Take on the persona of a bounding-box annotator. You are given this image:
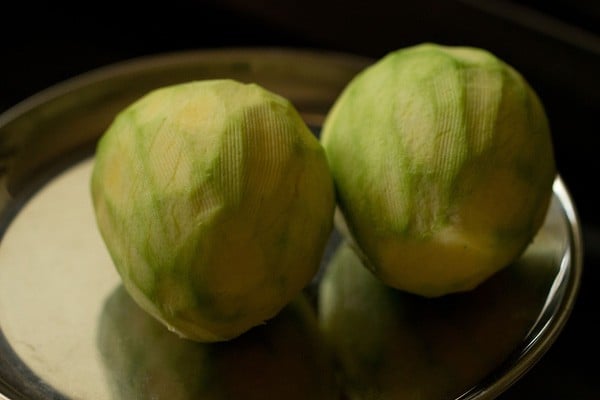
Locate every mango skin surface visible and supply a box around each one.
[321,43,556,297]
[91,79,334,342]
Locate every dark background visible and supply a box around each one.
[1,1,598,398]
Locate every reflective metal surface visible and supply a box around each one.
[0,49,583,399]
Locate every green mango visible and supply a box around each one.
[91,80,335,341]
[321,43,555,296]
[98,286,339,400]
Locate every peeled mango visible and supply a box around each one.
[91,79,334,342]
[321,43,556,297]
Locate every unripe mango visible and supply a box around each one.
[91,80,334,342]
[321,43,555,297]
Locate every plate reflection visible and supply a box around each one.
[319,240,559,399]
[97,286,338,400]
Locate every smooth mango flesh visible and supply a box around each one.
[321,43,555,297]
[91,79,334,341]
